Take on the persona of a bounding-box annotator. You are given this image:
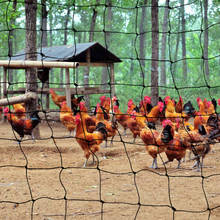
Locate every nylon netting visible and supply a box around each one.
[0,0,220,219]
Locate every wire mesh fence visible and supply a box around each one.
[0,0,220,219]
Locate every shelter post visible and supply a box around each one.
[3,67,7,99]
[65,68,71,108]
[110,63,115,97]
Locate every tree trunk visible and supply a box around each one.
[60,7,70,88]
[101,0,112,91]
[160,0,169,96]
[151,0,159,106]
[48,6,54,84]
[173,10,181,76]
[139,0,148,78]
[41,0,48,47]
[83,0,100,109]
[203,0,209,80]
[41,0,49,110]
[8,0,17,89]
[25,0,40,138]
[181,0,187,80]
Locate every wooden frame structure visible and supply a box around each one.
[0,42,121,109]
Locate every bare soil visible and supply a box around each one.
[0,121,220,220]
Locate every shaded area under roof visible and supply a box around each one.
[11,42,122,63]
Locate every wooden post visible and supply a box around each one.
[84,49,91,110]
[110,63,115,97]
[65,68,71,108]
[3,67,7,99]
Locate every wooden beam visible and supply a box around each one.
[6,87,110,95]
[65,68,71,107]
[79,62,110,67]
[0,60,79,69]
[0,92,37,106]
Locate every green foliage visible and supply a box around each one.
[0,0,219,112]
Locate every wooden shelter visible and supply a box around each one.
[0,42,121,108]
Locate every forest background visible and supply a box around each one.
[0,0,219,112]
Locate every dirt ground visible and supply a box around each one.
[0,121,220,220]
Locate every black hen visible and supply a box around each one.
[161,125,173,144]
[95,122,107,140]
[211,98,217,111]
[183,101,195,116]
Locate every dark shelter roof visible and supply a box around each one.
[11,42,121,63]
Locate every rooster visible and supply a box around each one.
[49,88,83,114]
[175,96,183,113]
[112,96,130,135]
[79,102,97,133]
[99,96,111,120]
[126,99,137,115]
[13,103,26,119]
[4,107,41,141]
[206,114,220,142]
[95,103,117,147]
[159,119,188,169]
[165,96,187,122]
[176,118,212,171]
[60,101,76,136]
[146,101,164,125]
[74,114,107,167]
[49,89,66,108]
[113,104,138,141]
[139,96,153,115]
[141,120,174,169]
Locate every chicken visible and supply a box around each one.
[95,103,117,147]
[99,96,111,120]
[142,119,173,169]
[0,106,3,120]
[60,101,76,136]
[176,118,211,171]
[175,96,183,113]
[140,125,159,146]
[79,102,97,133]
[206,100,216,115]
[74,114,107,167]
[182,101,195,118]
[50,89,66,108]
[49,88,83,113]
[206,114,220,142]
[146,101,164,125]
[112,96,130,135]
[71,95,84,115]
[113,102,144,143]
[13,103,26,119]
[159,120,188,169]
[126,99,137,115]
[194,97,210,128]
[4,107,41,141]
[165,97,187,122]
[126,113,143,143]
[139,96,153,115]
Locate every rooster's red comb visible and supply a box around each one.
[162,119,172,128]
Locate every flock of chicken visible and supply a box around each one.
[3,88,220,171]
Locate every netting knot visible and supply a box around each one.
[171,206,176,212]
